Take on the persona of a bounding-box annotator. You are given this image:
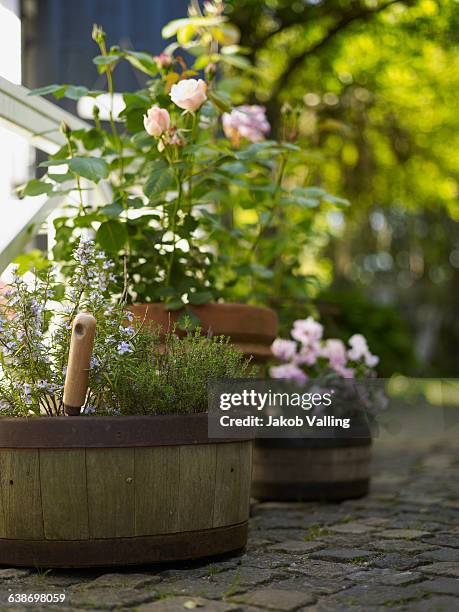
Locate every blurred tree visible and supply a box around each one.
[226,0,459,375]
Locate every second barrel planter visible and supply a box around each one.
[252,435,372,502]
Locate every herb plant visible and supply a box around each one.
[0,239,140,416]
[0,238,252,417]
[111,328,254,415]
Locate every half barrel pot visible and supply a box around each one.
[130,303,278,363]
[252,429,372,502]
[0,413,252,568]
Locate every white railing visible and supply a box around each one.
[0,75,111,273]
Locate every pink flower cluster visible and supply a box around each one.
[270,317,379,382]
[222,105,270,145]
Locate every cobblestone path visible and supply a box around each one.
[1,434,458,611]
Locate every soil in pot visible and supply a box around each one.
[0,414,252,568]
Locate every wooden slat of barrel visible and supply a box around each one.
[238,441,253,523]
[178,445,217,532]
[214,442,242,528]
[86,448,135,538]
[0,449,43,540]
[134,446,180,536]
[40,449,89,540]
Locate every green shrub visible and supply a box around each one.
[110,327,254,415]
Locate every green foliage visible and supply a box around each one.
[226,0,459,374]
[111,328,254,415]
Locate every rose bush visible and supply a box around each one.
[21,0,348,326]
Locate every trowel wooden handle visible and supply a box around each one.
[63,313,96,416]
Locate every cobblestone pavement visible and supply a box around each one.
[1,434,458,612]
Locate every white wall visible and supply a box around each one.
[0,0,37,277]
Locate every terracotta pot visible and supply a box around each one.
[0,414,252,568]
[130,302,278,362]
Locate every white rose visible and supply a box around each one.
[170,78,207,112]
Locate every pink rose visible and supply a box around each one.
[271,338,297,361]
[222,105,270,145]
[144,105,170,137]
[170,78,207,112]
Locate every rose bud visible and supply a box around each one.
[143,105,171,137]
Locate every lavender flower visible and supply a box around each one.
[117,341,132,355]
[0,238,140,417]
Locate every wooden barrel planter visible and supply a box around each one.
[130,303,278,363]
[252,435,372,502]
[0,414,252,568]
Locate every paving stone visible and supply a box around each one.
[358,517,391,526]
[328,521,378,535]
[137,596,241,611]
[380,528,431,539]
[370,553,426,571]
[285,559,360,581]
[369,539,436,554]
[270,541,325,554]
[68,587,156,609]
[407,595,459,611]
[421,534,459,548]
[158,566,224,581]
[418,561,459,578]
[317,534,376,548]
[418,577,459,596]
[329,583,426,606]
[263,530,317,544]
[81,573,161,589]
[416,548,459,563]
[155,567,284,599]
[350,568,423,586]
[309,548,374,563]
[240,553,295,570]
[234,587,316,610]
[270,575,351,597]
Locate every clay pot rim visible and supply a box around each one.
[131,302,276,313]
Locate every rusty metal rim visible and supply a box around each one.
[0,413,252,448]
[252,480,370,502]
[0,522,248,568]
